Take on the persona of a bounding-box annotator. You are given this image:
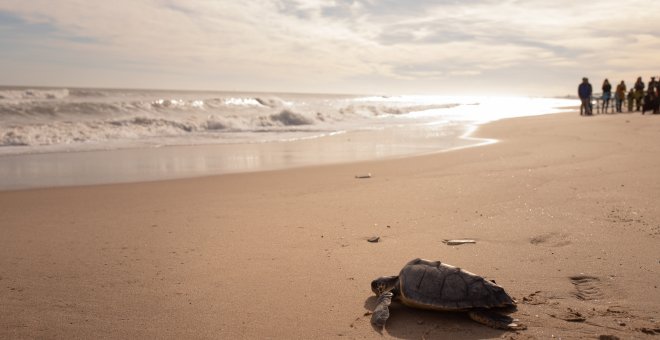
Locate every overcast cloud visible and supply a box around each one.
[1,0,658,95]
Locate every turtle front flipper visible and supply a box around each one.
[371,291,393,327]
[468,309,527,330]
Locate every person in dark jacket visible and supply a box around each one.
[655,78,660,114]
[615,80,626,113]
[578,77,593,115]
[643,77,659,114]
[648,77,657,93]
[601,79,612,113]
[634,77,645,111]
[627,88,635,112]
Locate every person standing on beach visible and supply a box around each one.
[627,88,635,112]
[601,79,612,113]
[648,77,657,94]
[634,77,645,111]
[655,78,660,114]
[642,89,654,114]
[578,77,593,115]
[615,80,626,113]
[649,78,658,111]
[643,77,659,114]
[655,82,660,114]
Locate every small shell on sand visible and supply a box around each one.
[355,173,372,179]
[367,236,380,243]
[442,239,476,245]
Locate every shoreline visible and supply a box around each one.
[0,119,494,191]
[1,110,658,339]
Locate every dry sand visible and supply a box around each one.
[1,110,659,339]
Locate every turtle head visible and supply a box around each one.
[371,276,398,296]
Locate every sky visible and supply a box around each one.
[0,0,659,96]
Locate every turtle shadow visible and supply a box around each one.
[364,296,509,339]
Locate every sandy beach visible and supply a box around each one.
[1,110,659,339]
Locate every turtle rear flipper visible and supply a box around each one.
[468,309,527,330]
[371,292,393,327]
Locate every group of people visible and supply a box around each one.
[578,76,660,115]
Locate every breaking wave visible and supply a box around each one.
[0,112,329,147]
[0,86,576,153]
[268,110,314,126]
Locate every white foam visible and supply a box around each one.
[223,97,264,107]
[0,87,579,156]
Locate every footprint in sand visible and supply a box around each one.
[529,232,571,247]
[550,307,587,322]
[522,290,553,305]
[569,275,604,301]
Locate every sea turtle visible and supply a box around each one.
[370,258,526,330]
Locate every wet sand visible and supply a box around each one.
[1,110,659,339]
[0,122,479,191]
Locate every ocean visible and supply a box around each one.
[0,86,577,189]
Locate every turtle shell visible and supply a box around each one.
[397,258,516,311]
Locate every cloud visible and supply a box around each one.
[0,0,659,95]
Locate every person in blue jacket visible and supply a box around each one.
[578,77,593,115]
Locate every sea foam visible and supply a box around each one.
[0,87,577,155]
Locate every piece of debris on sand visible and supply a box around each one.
[442,239,476,245]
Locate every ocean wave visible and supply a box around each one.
[0,94,463,149]
[1,117,196,147]
[0,110,324,147]
[205,117,232,130]
[0,96,291,119]
[2,89,572,155]
[255,97,287,108]
[0,88,70,101]
[68,88,109,97]
[0,101,129,118]
[338,103,459,116]
[268,109,314,126]
[222,97,264,107]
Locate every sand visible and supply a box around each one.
[1,110,659,339]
